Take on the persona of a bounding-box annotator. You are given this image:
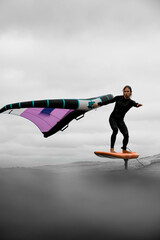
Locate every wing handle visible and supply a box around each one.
[61,125,69,131]
[75,114,84,120]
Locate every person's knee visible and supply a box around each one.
[113,128,118,135]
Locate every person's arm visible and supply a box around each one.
[92,96,118,108]
[132,100,143,108]
[137,103,143,107]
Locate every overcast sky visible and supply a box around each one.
[0,0,160,167]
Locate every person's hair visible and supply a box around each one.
[123,85,132,93]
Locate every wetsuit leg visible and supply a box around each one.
[118,121,129,150]
[109,115,118,149]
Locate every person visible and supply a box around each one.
[93,86,142,153]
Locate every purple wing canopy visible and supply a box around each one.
[0,94,113,137]
[21,108,75,137]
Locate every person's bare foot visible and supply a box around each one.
[122,150,132,154]
[110,148,116,153]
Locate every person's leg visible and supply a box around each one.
[109,116,118,152]
[118,121,129,151]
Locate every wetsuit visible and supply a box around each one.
[99,95,139,150]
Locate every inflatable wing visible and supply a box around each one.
[0,94,113,138]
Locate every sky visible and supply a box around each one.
[0,0,160,167]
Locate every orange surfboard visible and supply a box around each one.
[94,151,139,159]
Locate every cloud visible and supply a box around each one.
[0,0,160,38]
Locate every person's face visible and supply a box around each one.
[123,87,132,99]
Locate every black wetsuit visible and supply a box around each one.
[99,95,139,150]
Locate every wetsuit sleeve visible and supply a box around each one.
[131,100,139,107]
[98,96,119,106]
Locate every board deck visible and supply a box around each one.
[94,151,139,159]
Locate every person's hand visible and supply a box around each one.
[92,103,98,108]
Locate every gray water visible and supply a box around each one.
[0,155,160,240]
